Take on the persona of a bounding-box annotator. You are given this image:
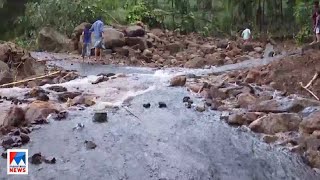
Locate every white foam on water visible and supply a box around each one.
[0,87,29,98]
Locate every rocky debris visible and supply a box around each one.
[1,152,7,159]
[125,25,145,37]
[47,85,67,92]
[2,106,26,128]
[249,113,302,135]
[125,37,148,51]
[170,75,186,86]
[29,153,56,165]
[262,134,279,144]
[0,70,13,85]
[166,42,183,54]
[50,111,68,121]
[300,111,320,135]
[25,87,47,98]
[143,103,151,108]
[304,150,320,169]
[158,102,167,108]
[227,113,246,126]
[36,93,49,101]
[93,112,108,123]
[92,76,109,85]
[184,57,206,69]
[68,95,95,107]
[183,96,191,103]
[85,140,97,150]
[195,104,206,112]
[237,93,257,108]
[25,101,60,124]
[38,27,72,52]
[103,28,126,48]
[57,92,82,102]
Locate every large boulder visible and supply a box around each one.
[125,25,145,37]
[166,42,183,54]
[38,27,72,52]
[249,113,302,134]
[25,101,60,124]
[2,106,26,128]
[103,27,126,48]
[170,75,186,86]
[0,70,13,85]
[0,61,9,72]
[237,93,257,108]
[184,57,206,68]
[300,111,320,135]
[125,37,147,51]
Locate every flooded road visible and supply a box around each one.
[1,52,319,180]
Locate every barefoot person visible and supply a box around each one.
[312,1,319,44]
[315,9,320,42]
[241,26,252,44]
[81,24,92,60]
[90,16,104,61]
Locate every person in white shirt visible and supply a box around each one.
[241,28,252,44]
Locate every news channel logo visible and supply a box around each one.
[7,149,28,175]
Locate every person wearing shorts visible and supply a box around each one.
[90,17,105,61]
[82,24,92,60]
[315,9,320,42]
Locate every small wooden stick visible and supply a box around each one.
[304,72,319,89]
[0,71,61,88]
[299,82,320,101]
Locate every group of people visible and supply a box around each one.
[81,17,105,61]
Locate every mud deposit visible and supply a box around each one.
[0,58,319,180]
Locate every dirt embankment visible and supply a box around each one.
[229,50,320,99]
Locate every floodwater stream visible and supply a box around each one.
[0,49,319,180]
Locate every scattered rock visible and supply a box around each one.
[85,140,97,150]
[26,87,46,98]
[20,133,30,144]
[254,47,264,53]
[300,111,320,135]
[158,102,167,108]
[249,113,302,134]
[92,112,108,123]
[125,25,145,37]
[25,101,60,124]
[51,111,68,121]
[195,104,206,112]
[237,93,257,108]
[57,92,82,102]
[245,70,261,83]
[183,96,191,103]
[1,152,7,159]
[36,93,49,101]
[29,153,42,165]
[262,135,279,144]
[92,76,109,85]
[43,157,56,164]
[208,86,228,100]
[304,150,320,168]
[47,85,67,92]
[143,103,151,109]
[1,136,15,149]
[2,106,26,128]
[166,42,183,54]
[69,95,95,107]
[0,70,13,85]
[125,37,147,51]
[227,114,246,125]
[170,75,186,86]
[184,57,206,68]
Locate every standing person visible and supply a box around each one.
[315,9,320,42]
[241,27,252,44]
[82,24,92,60]
[312,1,319,44]
[90,16,104,61]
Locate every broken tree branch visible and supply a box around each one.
[299,82,320,101]
[304,72,319,89]
[0,71,61,88]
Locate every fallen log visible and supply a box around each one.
[0,71,61,88]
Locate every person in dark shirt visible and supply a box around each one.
[82,24,92,60]
[312,1,319,44]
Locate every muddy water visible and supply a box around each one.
[1,53,319,180]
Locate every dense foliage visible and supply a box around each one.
[0,0,316,44]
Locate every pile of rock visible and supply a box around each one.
[0,42,47,85]
[179,72,320,169]
[39,23,267,68]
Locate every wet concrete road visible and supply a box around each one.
[1,56,320,180]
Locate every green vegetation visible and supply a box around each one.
[0,0,316,44]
